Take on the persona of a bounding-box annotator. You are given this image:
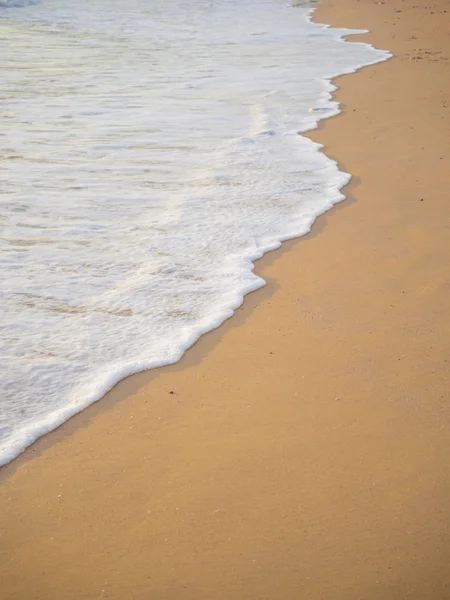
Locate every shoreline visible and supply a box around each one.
[0,5,389,474]
[0,47,388,479]
[0,173,363,484]
[1,1,450,598]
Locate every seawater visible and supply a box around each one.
[0,0,389,466]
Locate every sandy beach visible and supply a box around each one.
[1,0,449,598]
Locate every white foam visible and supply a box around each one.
[0,0,390,466]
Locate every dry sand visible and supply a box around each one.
[1,0,450,598]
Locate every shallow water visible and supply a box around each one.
[0,0,389,465]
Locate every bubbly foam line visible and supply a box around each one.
[0,166,350,467]
[0,209,322,466]
[0,1,391,468]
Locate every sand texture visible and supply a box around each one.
[1,0,449,598]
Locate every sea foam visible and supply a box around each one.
[0,0,390,466]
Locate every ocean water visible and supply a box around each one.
[0,0,389,466]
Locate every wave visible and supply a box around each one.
[0,0,390,467]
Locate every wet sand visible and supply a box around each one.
[1,0,450,598]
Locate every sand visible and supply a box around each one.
[1,0,450,598]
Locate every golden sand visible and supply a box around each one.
[1,1,449,598]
